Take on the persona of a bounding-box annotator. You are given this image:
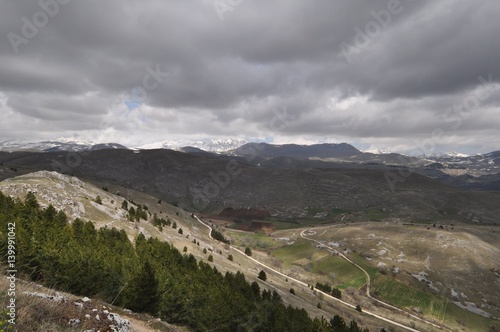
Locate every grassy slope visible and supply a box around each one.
[307,223,500,332]
[1,172,403,331]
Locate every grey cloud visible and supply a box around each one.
[0,0,499,153]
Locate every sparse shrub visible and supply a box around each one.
[95,195,102,204]
[211,229,230,244]
[331,288,342,299]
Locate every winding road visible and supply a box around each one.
[300,229,448,331]
[194,216,433,332]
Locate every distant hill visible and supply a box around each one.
[231,142,362,159]
[0,140,128,152]
[1,149,499,223]
[177,146,217,157]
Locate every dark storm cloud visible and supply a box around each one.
[0,0,499,153]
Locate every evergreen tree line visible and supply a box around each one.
[316,282,342,299]
[0,192,369,332]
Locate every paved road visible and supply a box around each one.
[194,216,426,332]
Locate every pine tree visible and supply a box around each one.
[123,261,159,315]
[330,315,347,331]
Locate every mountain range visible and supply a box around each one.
[1,139,499,331]
[0,139,127,152]
[1,144,499,223]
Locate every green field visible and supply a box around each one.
[225,230,281,249]
[347,254,380,281]
[443,299,500,331]
[352,252,497,330]
[330,208,351,215]
[373,277,499,331]
[272,241,367,289]
[306,255,366,289]
[362,207,390,221]
[272,239,319,267]
[227,218,329,231]
[373,277,447,318]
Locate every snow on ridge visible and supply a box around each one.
[137,138,248,153]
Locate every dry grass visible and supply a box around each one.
[0,277,114,332]
[303,221,500,331]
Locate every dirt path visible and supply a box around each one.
[300,228,451,332]
[126,316,158,332]
[194,216,424,332]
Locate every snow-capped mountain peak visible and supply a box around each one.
[137,138,248,153]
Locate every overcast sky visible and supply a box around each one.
[1,0,500,154]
